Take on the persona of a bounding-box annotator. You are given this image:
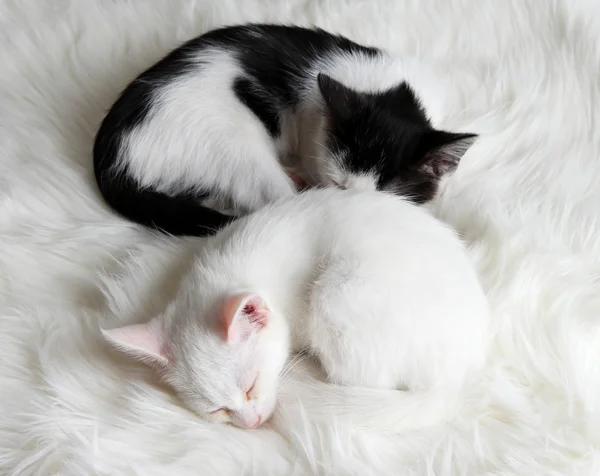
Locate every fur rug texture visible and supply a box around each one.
[2,0,600,474]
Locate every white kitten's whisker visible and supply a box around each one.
[278,354,306,383]
[279,353,307,380]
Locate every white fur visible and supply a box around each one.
[103,188,490,431]
[3,0,600,474]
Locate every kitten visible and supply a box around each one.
[102,188,490,431]
[93,23,477,236]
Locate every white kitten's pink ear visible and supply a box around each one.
[220,293,269,345]
[101,317,171,368]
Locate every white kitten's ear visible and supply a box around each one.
[101,317,170,367]
[317,73,361,122]
[419,131,478,178]
[220,293,269,345]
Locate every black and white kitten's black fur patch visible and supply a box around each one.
[93,23,476,236]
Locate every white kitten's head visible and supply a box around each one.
[102,291,289,429]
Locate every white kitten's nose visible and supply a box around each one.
[248,416,261,429]
[235,411,262,429]
[240,414,260,429]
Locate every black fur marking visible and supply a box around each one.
[204,24,381,108]
[233,78,280,137]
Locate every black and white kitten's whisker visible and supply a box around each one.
[311,139,335,158]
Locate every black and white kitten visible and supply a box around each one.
[93,23,476,236]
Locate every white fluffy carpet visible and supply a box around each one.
[2,0,600,474]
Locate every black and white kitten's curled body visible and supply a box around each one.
[94,23,476,236]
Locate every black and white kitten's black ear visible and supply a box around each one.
[317,73,362,122]
[416,130,478,178]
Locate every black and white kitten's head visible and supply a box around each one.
[313,73,476,203]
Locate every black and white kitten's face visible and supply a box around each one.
[314,73,477,203]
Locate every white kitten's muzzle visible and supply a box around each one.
[233,408,261,429]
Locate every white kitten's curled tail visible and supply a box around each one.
[285,379,467,433]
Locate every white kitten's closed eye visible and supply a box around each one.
[209,375,257,414]
[208,408,232,425]
[245,377,257,400]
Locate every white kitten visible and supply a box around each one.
[102,188,490,431]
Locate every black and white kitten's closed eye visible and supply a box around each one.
[93,23,477,237]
